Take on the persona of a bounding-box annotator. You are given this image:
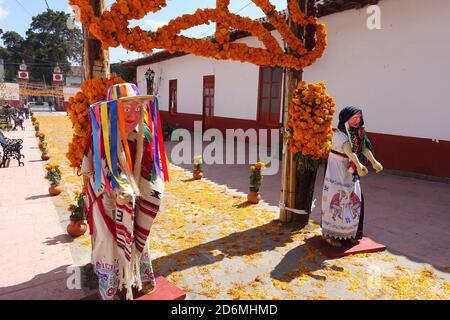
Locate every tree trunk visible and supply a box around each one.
[295,166,318,226]
[280,0,311,225]
[83,0,110,80]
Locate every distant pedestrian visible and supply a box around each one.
[24,103,29,119]
[48,100,53,112]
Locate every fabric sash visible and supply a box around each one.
[100,102,113,183]
[109,100,120,189]
[90,105,102,191]
[117,100,133,172]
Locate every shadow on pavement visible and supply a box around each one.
[153,220,321,280]
[43,234,74,246]
[25,194,52,200]
[0,265,87,300]
[270,244,343,283]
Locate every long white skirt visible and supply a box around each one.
[321,153,362,240]
[90,191,156,300]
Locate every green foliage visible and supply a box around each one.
[111,63,135,83]
[295,153,321,174]
[45,167,62,186]
[0,9,82,83]
[193,155,203,172]
[249,169,263,191]
[68,192,85,221]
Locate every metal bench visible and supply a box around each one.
[0,131,25,167]
[12,115,24,131]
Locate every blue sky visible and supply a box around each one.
[0,0,287,64]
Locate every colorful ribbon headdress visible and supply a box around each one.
[89,83,169,191]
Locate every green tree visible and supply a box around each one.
[111,62,135,82]
[0,31,25,81]
[0,9,82,83]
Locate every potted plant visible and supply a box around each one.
[39,140,50,160]
[193,155,203,180]
[34,121,40,136]
[38,132,45,142]
[247,162,266,204]
[45,163,63,196]
[67,191,88,237]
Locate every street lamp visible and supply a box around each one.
[144,68,155,95]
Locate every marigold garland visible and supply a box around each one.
[69,0,327,71]
[288,81,335,170]
[66,76,125,172]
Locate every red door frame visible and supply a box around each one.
[169,79,177,115]
[202,75,215,131]
[257,66,283,125]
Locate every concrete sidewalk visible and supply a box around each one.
[0,120,85,299]
[165,140,450,270]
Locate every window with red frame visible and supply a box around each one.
[257,66,283,125]
[169,79,177,114]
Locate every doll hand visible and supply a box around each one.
[357,165,369,177]
[116,190,132,205]
[372,161,383,173]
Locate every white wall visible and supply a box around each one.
[137,30,284,121]
[136,0,450,141]
[63,86,80,102]
[0,82,20,101]
[304,0,450,141]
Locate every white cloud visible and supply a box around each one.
[0,0,9,21]
[145,19,167,31]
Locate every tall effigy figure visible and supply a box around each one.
[81,83,169,300]
[321,107,383,247]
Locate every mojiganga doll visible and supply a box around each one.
[81,83,169,300]
[321,106,383,248]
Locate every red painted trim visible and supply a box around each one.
[160,111,449,178]
[367,132,450,179]
[160,110,280,146]
[160,111,203,131]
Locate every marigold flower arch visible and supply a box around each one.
[69,0,327,70]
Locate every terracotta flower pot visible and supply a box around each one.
[49,184,63,196]
[193,170,203,180]
[41,153,50,160]
[67,220,87,237]
[247,191,261,204]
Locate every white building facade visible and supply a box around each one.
[125,0,450,179]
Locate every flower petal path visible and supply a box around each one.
[32,114,450,300]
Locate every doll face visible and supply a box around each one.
[348,112,362,128]
[123,100,142,133]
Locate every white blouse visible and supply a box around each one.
[331,130,350,153]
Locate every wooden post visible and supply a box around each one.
[280,0,307,223]
[83,0,110,80]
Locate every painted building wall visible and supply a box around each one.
[304,0,450,141]
[136,30,284,121]
[137,0,450,141]
[0,82,20,101]
[133,0,450,177]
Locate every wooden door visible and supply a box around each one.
[202,75,215,131]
